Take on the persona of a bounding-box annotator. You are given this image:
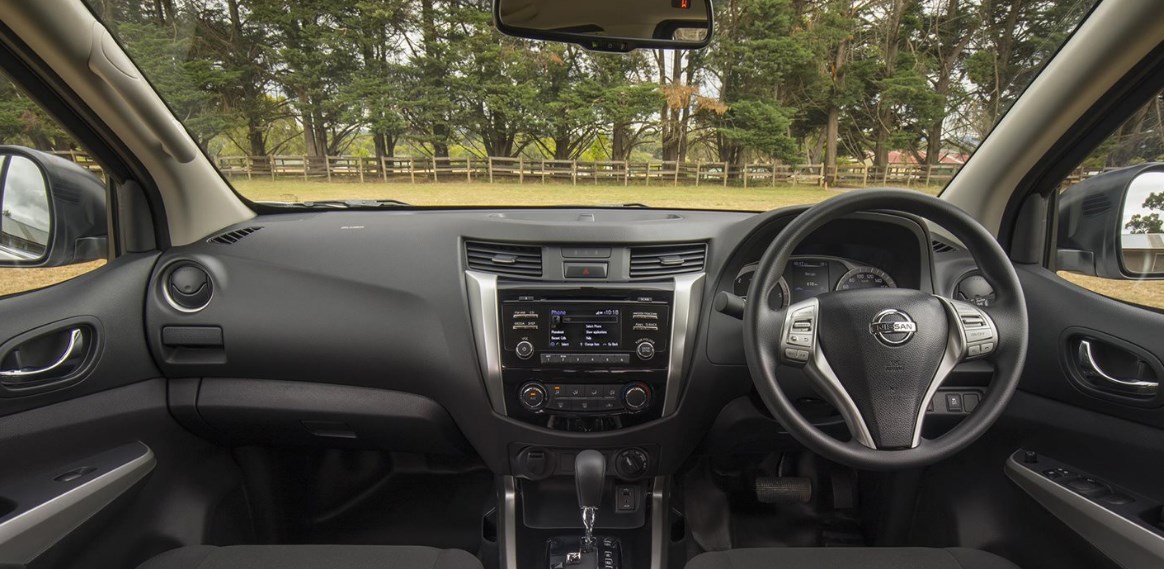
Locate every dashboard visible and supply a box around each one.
[142,205,992,478]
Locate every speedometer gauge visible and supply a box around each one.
[733,263,791,309]
[835,267,896,291]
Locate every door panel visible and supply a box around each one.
[0,254,252,568]
[906,263,1164,569]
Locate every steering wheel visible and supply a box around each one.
[744,189,1028,470]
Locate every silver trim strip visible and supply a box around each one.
[1006,454,1164,569]
[663,273,704,416]
[0,329,83,378]
[649,476,668,569]
[911,298,969,448]
[500,475,518,569]
[0,442,155,564]
[781,298,878,448]
[465,271,507,414]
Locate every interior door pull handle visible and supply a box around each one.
[0,329,84,378]
[1078,339,1159,390]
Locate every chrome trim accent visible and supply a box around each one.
[500,476,518,569]
[1079,339,1159,390]
[781,298,878,449]
[465,270,506,414]
[0,443,155,564]
[649,476,668,569]
[1006,454,1164,569]
[0,329,83,378]
[663,273,704,416]
[911,298,970,448]
[160,265,213,314]
[868,308,917,345]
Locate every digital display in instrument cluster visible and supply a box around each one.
[786,260,831,303]
[548,308,622,349]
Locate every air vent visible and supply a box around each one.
[1081,194,1111,216]
[465,241,543,277]
[629,243,707,278]
[931,239,955,253]
[208,226,262,245]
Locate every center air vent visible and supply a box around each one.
[465,241,543,277]
[208,226,262,245]
[629,243,707,278]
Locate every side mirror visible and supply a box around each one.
[0,146,106,268]
[494,0,713,52]
[1058,163,1164,279]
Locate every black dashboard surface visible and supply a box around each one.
[144,206,983,473]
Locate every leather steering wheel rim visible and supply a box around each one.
[743,189,1028,470]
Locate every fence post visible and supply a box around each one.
[409,158,415,184]
[488,158,494,183]
[623,161,628,187]
[325,156,332,182]
[695,162,701,187]
[925,164,932,186]
[381,157,389,183]
[359,157,366,183]
[572,160,577,185]
[674,161,680,187]
[519,156,524,184]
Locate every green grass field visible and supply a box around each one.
[1,180,1160,310]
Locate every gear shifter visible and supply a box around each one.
[574,450,605,552]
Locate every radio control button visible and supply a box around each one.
[636,341,655,360]
[515,340,535,360]
[622,383,651,411]
[519,383,547,411]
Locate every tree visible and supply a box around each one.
[1127,192,1164,234]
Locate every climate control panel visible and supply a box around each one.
[518,382,652,413]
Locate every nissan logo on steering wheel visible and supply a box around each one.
[869,309,917,346]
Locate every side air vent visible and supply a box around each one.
[629,243,707,278]
[208,226,263,245]
[931,239,955,253]
[1081,194,1111,216]
[465,241,543,277]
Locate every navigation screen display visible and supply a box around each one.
[548,307,622,349]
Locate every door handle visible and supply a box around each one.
[0,328,84,378]
[1078,339,1159,392]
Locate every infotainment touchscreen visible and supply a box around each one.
[548,308,621,349]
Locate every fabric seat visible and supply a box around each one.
[136,545,484,569]
[685,547,1020,569]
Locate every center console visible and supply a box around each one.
[466,273,703,433]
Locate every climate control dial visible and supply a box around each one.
[621,382,651,411]
[519,382,548,411]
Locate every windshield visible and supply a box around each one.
[83,0,1095,210]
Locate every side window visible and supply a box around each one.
[0,71,108,297]
[1054,91,1164,310]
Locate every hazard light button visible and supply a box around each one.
[564,262,608,279]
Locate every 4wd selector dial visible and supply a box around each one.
[519,382,547,410]
[622,382,651,411]
[515,340,535,360]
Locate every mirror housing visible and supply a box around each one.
[493,0,713,52]
[1057,163,1164,280]
[0,146,107,268]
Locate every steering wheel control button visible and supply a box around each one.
[784,348,810,361]
[519,383,548,411]
[780,301,819,366]
[951,301,999,360]
[635,341,655,360]
[944,393,963,413]
[621,383,651,411]
[515,340,535,360]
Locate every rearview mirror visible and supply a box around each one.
[0,146,106,268]
[1058,163,1164,279]
[494,0,713,52]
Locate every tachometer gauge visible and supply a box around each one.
[733,263,791,309]
[835,267,896,291]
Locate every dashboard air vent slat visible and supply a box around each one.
[208,226,262,245]
[629,243,707,278]
[931,239,955,253]
[465,241,543,277]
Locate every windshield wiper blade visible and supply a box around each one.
[262,199,412,209]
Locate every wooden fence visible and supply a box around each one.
[48,151,1110,189]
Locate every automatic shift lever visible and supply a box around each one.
[574,450,606,552]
